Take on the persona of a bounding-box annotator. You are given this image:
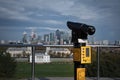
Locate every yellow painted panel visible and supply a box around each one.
[73,48,81,61]
[81,46,91,64]
[77,68,85,80]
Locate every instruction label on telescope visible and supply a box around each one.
[81,46,91,64]
[73,48,81,61]
[78,39,87,43]
[77,68,85,80]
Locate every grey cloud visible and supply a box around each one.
[26,26,64,31]
[0,0,120,20]
[0,0,120,40]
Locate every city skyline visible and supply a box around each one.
[1,29,120,45]
[0,0,120,41]
[21,29,71,45]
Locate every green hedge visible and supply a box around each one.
[86,51,120,77]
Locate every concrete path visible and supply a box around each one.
[23,77,120,80]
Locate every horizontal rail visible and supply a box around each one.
[0,44,120,48]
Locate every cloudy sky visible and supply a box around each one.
[0,0,120,41]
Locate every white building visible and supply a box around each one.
[29,47,50,63]
[29,53,50,63]
[0,40,5,44]
[102,40,109,45]
[51,48,71,54]
[6,47,32,57]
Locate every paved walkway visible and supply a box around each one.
[23,77,120,80]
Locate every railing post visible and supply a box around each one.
[97,46,100,80]
[32,46,35,80]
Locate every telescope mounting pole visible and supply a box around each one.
[73,40,86,80]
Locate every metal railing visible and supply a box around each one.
[0,44,120,80]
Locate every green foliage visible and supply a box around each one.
[86,49,97,77]
[0,52,17,78]
[0,47,8,53]
[99,52,120,77]
[86,48,120,77]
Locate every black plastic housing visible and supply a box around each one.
[67,21,95,43]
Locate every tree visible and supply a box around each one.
[0,52,17,78]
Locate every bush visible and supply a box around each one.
[86,50,120,77]
[0,52,17,78]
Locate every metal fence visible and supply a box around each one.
[0,44,120,80]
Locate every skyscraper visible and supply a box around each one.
[56,29,61,44]
[44,34,49,44]
[49,32,55,44]
[50,33,54,42]
[22,31,27,43]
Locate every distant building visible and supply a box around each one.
[20,29,72,45]
[30,29,38,44]
[102,40,109,45]
[56,29,61,44]
[52,48,71,54]
[94,41,102,45]
[29,47,50,63]
[6,47,32,57]
[37,35,43,44]
[29,53,50,63]
[0,40,5,44]
[22,31,28,43]
[114,40,120,45]
[49,33,54,42]
[44,34,50,44]
[50,48,71,58]
[49,32,55,44]
[61,31,71,44]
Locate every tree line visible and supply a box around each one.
[86,48,120,77]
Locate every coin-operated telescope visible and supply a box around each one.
[67,21,96,80]
[67,21,95,43]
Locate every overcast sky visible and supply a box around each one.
[0,0,120,41]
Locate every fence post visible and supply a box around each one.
[32,46,35,80]
[97,46,100,80]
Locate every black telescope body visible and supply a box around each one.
[67,21,95,43]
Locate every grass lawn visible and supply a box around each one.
[15,62,74,79]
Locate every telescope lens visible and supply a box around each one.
[88,26,95,35]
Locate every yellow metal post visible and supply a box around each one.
[72,46,92,80]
